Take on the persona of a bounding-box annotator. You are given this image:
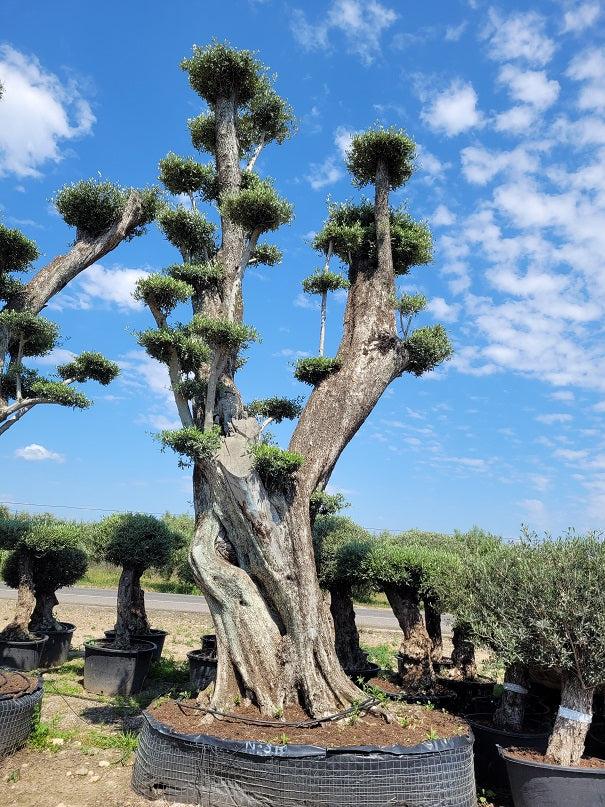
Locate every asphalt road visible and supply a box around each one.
[0,582,403,631]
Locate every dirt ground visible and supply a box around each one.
[0,599,408,807]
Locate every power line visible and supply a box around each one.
[0,499,180,517]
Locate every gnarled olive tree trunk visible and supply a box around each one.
[423,596,443,663]
[383,584,435,690]
[329,585,368,671]
[187,156,413,716]
[493,661,530,733]
[30,589,62,633]
[0,549,36,640]
[114,565,150,646]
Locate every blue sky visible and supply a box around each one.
[1,0,604,540]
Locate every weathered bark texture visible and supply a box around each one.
[114,566,150,647]
[30,590,62,632]
[493,662,530,733]
[383,584,435,690]
[423,597,443,662]
[0,549,36,640]
[545,672,593,766]
[450,622,477,680]
[329,585,368,670]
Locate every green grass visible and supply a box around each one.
[363,642,397,671]
[79,564,201,595]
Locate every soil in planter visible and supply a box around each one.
[0,669,38,697]
[506,746,605,770]
[366,674,457,706]
[149,698,469,747]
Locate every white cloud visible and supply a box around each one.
[14,444,65,462]
[427,297,459,322]
[494,105,537,134]
[567,49,605,112]
[417,147,450,180]
[445,22,467,42]
[482,10,555,66]
[498,65,560,109]
[291,1,398,66]
[0,45,95,178]
[51,263,150,311]
[32,348,76,366]
[118,350,176,408]
[334,126,355,158]
[431,205,455,227]
[562,3,601,33]
[305,157,343,190]
[421,81,482,137]
[536,413,574,425]
[461,145,539,185]
[294,292,319,309]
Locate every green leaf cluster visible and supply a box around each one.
[346,126,416,190]
[2,544,88,593]
[29,380,90,409]
[294,356,341,386]
[250,443,304,492]
[392,293,427,317]
[182,41,266,107]
[159,152,218,201]
[309,490,350,520]
[0,310,59,357]
[250,243,282,267]
[158,425,222,463]
[302,270,349,296]
[313,200,432,275]
[191,316,259,352]
[56,352,119,385]
[0,223,39,275]
[247,396,303,423]
[0,513,83,554]
[157,206,217,260]
[54,180,130,238]
[92,512,179,572]
[134,274,194,315]
[220,174,293,234]
[166,260,224,289]
[137,326,210,370]
[405,324,454,376]
[312,515,372,588]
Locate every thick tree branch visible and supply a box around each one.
[8,191,145,316]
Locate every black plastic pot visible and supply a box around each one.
[83,639,156,696]
[0,669,43,760]
[466,712,550,793]
[187,649,217,692]
[438,675,496,713]
[200,633,217,653]
[0,634,48,671]
[37,622,76,668]
[132,709,477,807]
[103,628,168,661]
[498,745,605,806]
[344,661,381,684]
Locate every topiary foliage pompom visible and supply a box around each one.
[294,356,341,386]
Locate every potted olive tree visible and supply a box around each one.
[83,512,178,695]
[2,543,88,667]
[0,512,83,670]
[312,514,377,678]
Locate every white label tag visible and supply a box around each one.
[503,683,529,695]
[557,706,592,724]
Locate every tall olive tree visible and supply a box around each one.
[135,42,452,717]
[0,180,157,434]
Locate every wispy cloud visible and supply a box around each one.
[291,0,398,66]
[49,263,150,311]
[0,45,95,178]
[562,3,601,34]
[14,444,65,462]
[482,10,555,66]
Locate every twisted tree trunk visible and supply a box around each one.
[383,584,435,690]
[493,661,530,733]
[329,585,367,670]
[114,565,150,647]
[0,549,36,640]
[423,596,443,663]
[30,590,62,633]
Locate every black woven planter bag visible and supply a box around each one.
[0,669,44,760]
[132,710,477,807]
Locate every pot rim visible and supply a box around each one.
[497,744,605,776]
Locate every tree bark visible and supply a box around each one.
[545,672,593,766]
[493,662,530,733]
[423,597,443,662]
[114,566,150,647]
[30,590,62,632]
[0,548,36,641]
[329,585,367,670]
[450,622,477,680]
[383,584,435,690]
